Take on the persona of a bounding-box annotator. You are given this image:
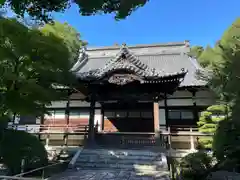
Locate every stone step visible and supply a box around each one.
[78,154,161,161]
[80,149,159,156]
[75,162,167,171]
[76,158,164,166]
[73,148,168,173]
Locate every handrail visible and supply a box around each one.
[14,161,68,177]
[68,148,83,168]
[0,161,71,180]
[0,161,69,180]
[0,176,40,180]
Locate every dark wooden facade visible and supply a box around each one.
[71,45,189,145]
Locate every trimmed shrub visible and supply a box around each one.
[197,105,230,149]
[0,129,48,175]
[179,152,212,180]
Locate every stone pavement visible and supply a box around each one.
[50,169,170,180]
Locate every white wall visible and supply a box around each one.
[45,100,102,126]
[69,101,101,107]
[159,109,166,126]
[70,92,86,100]
[47,100,101,108]
[94,109,102,131]
[46,101,67,108]
[157,90,215,127]
[162,90,215,107]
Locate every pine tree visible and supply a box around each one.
[197,105,230,149]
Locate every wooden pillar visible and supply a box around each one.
[153,97,160,132]
[164,93,168,130]
[101,107,104,131]
[64,90,71,146]
[39,107,45,140]
[46,134,50,147]
[88,95,96,143]
[190,127,195,150]
[65,90,71,125]
[191,90,199,122]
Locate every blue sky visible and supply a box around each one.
[54,0,239,47]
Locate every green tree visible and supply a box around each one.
[194,18,240,103]
[221,18,240,46]
[183,17,240,176]
[0,17,79,174]
[197,105,229,149]
[41,21,86,65]
[206,17,240,173]
[209,18,240,112]
[0,0,149,22]
[198,45,217,68]
[189,46,204,58]
[0,17,74,118]
[212,119,240,163]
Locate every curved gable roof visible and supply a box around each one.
[72,42,207,87]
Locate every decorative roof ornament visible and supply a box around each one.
[80,46,87,53]
[108,74,139,85]
[70,46,87,72]
[184,40,190,47]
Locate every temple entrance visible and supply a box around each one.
[73,44,187,145]
[103,102,154,132]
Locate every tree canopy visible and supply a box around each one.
[41,21,86,65]
[0,18,83,174]
[0,17,76,118]
[189,46,204,59]
[193,18,240,175]
[193,18,240,104]
[0,0,149,22]
[209,18,240,105]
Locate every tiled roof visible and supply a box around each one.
[71,42,207,87]
[136,54,207,87]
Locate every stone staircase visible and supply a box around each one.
[71,148,169,175]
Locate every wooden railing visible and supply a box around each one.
[7,124,213,149]
[159,124,199,132]
[7,124,94,147]
[98,126,212,149]
[159,125,212,150]
[7,124,89,134]
[121,134,156,146]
